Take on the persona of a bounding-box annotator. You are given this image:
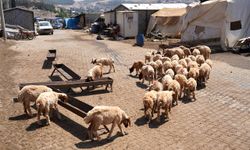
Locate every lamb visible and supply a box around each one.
[156,91,175,122]
[176,68,188,77]
[87,63,103,81]
[184,78,197,101]
[178,59,188,68]
[179,45,191,57]
[84,106,131,141]
[173,47,185,59]
[36,91,68,125]
[165,69,175,79]
[199,62,212,84]
[160,57,171,63]
[196,55,205,66]
[153,54,162,62]
[192,48,200,56]
[171,60,179,71]
[161,74,173,90]
[185,57,192,65]
[143,90,158,121]
[168,80,181,105]
[163,61,173,72]
[171,54,179,61]
[175,64,184,74]
[205,59,213,68]
[175,74,188,99]
[91,58,115,73]
[188,61,199,71]
[188,55,196,61]
[139,65,155,85]
[16,85,53,117]
[155,59,163,77]
[129,60,145,76]
[145,51,152,63]
[188,67,200,81]
[195,45,211,60]
[147,61,158,79]
[148,80,163,92]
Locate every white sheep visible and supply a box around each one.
[148,80,163,92]
[175,74,188,99]
[199,62,212,84]
[129,60,145,76]
[195,45,211,60]
[184,78,197,101]
[171,54,179,61]
[165,69,175,79]
[156,91,175,122]
[36,91,68,125]
[205,59,213,68]
[196,55,205,66]
[168,80,181,105]
[163,61,173,72]
[139,65,155,85]
[91,58,115,73]
[143,90,158,121]
[17,85,53,117]
[188,67,200,81]
[161,74,173,90]
[145,51,152,63]
[192,48,200,56]
[84,106,131,141]
[161,57,171,63]
[178,59,188,68]
[87,63,103,81]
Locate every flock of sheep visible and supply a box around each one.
[129,45,212,122]
[14,45,212,141]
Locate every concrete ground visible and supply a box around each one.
[0,30,250,150]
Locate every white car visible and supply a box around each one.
[37,21,54,35]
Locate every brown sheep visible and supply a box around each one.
[175,74,188,99]
[195,45,211,60]
[129,60,145,76]
[196,55,205,66]
[184,78,197,101]
[91,58,115,73]
[199,63,212,84]
[139,65,155,85]
[84,106,131,141]
[17,85,53,117]
[143,90,158,121]
[156,91,175,122]
[87,63,103,81]
[36,91,68,125]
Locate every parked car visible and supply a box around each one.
[52,20,63,29]
[37,21,53,35]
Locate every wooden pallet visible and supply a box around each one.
[47,49,56,61]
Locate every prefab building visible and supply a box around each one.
[116,11,138,38]
[104,10,115,25]
[4,7,34,31]
[112,3,187,34]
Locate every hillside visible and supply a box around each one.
[69,0,199,12]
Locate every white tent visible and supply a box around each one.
[180,0,250,50]
[146,5,187,38]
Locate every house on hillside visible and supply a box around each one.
[104,3,187,34]
[4,7,35,31]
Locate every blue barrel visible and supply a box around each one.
[136,34,144,47]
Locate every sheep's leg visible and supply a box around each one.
[26,101,33,117]
[23,102,28,115]
[107,122,116,139]
[193,91,196,101]
[108,65,111,73]
[87,123,94,141]
[45,106,51,125]
[165,107,169,120]
[112,64,115,72]
[156,105,161,123]
[93,123,101,141]
[135,68,139,76]
[37,107,42,125]
[118,123,126,136]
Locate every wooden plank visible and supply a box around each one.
[19,77,113,91]
[47,49,56,61]
[53,64,81,80]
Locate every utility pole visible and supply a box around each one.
[0,0,7,41]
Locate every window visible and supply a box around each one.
[230,21,242,30]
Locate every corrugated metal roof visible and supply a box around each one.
[121,3,187,10]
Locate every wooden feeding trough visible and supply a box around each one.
[47,49,57,61]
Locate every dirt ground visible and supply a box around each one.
[0,30,250,150]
